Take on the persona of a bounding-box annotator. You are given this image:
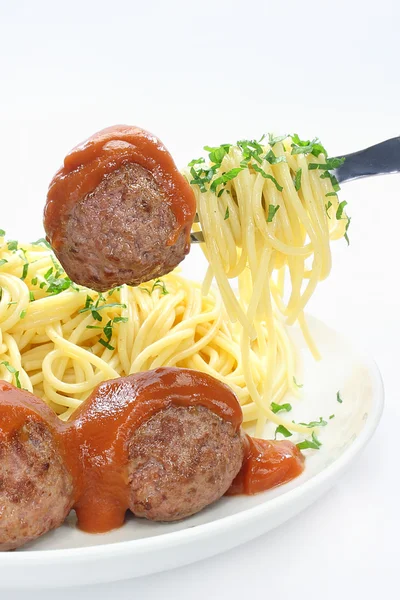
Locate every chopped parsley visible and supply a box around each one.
[0,259,7,267]
[291,134,327,158]
[329,414,335,420]
[80,296,127,322]
[19,309,27,319]
[151,279,169,295]
[294,168,302,191]
[293,376,303,388]
[336,200,348,220]
[0,229,5,237]
[270,402,292,414]
[297,432,322,450]
[298,416,327,428]
[275,424,293,438]
[21,263,29,280]
[1,361,21,388]
[344,216,351,245]
[188,157,205,167]
[7,240,18,252]
[309,157,346,171]
[252,164,283,191]
[325,200,333,218]
[31,277,38,286]
[267,204,280,223]
[268,133,287,147]
[337,391,343,403]
[32,237,52,249]
[29,291,35,302]
[224,207,230,220]
[264,149,286,165]
[210,168,244,193]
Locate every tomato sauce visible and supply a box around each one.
[0,368,304,534]
[44,125,196,250]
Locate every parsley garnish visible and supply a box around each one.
[337,391,343,403]
[309,157,346,171]
[20,309,27,319]
[329,414,335,420]
[252,164,283,191]
[0,229,5,237]
[151,279,169,295]
[0,259,7,267]
[32,238,52,249]
[270,402,292,414]
[297,432,322,450]
[21,263,29,280]
[224,207,230,220]
[291,134,327,158]
[204,144,231,165]
[293,376,303,388]
[7,241,18,252]
[344,216,351,246]
[210,168,244,193]
[1,361,21,388]
[294,168,302,191]
[29,291,35,302]
[275,424,293,438]
[79,296,127,321]
[99,338,115,351]
[298,417,327,428]
[267,204,280,223]
[188,157,205,167]
[31,277,38,286]
[336,200,347,220]
[264,149,286,165]
[113,316,128,323]
[325,200,333,219]
[268,133,287,147]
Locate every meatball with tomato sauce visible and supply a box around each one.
[0,383,74,551]
[44,125,196,292]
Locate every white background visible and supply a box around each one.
[1,0,399,598]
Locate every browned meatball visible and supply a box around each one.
[44,125,196,292]
[55,164,188,291]
[0,418,74,551]
[127,405,245,522]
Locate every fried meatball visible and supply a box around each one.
[0,418,74,551]
[44,125,196,292]
[54,163,188,291]
[127,405,245,522]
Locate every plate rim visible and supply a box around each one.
[0,317,384,565]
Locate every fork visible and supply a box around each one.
[190,136,400,243]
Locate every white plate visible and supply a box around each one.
[0,315,383,589]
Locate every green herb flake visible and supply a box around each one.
[298,416,327,428]
[309,157,346,171]
[329,414,335,420]
[267,204,280,223]
[265,149,286,165]
[31,277,38,286]
[29,291,35,302]
[19,309,27,319]
[275,424,293,439]
[98,338,115,351]
[0,229,6,237]
[21,263,29,280]
[210,167,244,193]
[0,259,7,267]
[113,316,128,324]
[188,157,205,167]
[252,164,283,191]
[32,238,52,249]
[297,432,322,451]
[7,241,18,252]
[344,216,351,246]
[293,376,303,388]
[294,168,302,191]
[325,200,333,218]
[336,200,348,220]
[268,134,288,147]
[1,361,21,388]
[224,207,230,220]
[270,402,292,414]
[325,192,337,197]
[337,391,343,403]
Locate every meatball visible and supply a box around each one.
[44,125,196,292]
[0,418,74,551]
[128,404,245,522]
[54,163,188,291]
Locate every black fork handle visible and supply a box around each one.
[334,136,400,183]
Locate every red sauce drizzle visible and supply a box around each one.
[44,125,196,250]
[227,435,305,495]
[0,368,305,535]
